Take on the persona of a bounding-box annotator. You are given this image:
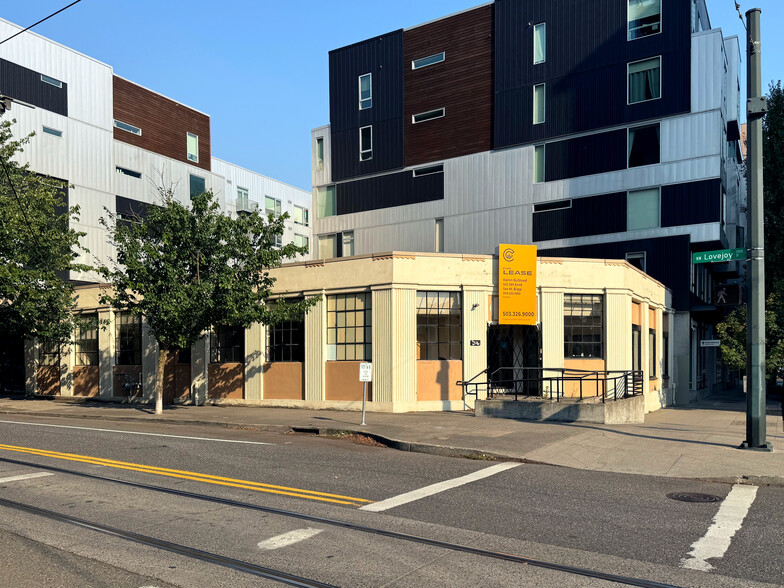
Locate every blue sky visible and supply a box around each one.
[2,1,781,191]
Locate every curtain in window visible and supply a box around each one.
[318,186,336,218]
[627,188,660,231]
[628,125,660,167]
[319,235,338,259]
[629,58,660,103]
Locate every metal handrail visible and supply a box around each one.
[458,367,645,403]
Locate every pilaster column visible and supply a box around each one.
[304,291,325,402]
[98,309,115,398]
[245,322,264,401]
[191,335,209,405]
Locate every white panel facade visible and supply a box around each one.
[690,30,723,115]
[0,18,114,130]
[311,126,331,188]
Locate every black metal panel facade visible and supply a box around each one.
[494,0,690,149]
[329,31,404,182]
[533,192,626,242]
[336,170,443,215]
[115,196,151,221]
[661,179,721,227]
[545,129,627,182]
[540,235,692,310]
[0,59,68,117]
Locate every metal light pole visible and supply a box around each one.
[743,8,772,451]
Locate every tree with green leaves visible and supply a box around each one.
[717,296,784,378]
[0,119,88,347]
[98,186,315,414]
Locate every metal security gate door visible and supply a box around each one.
[486,325,542,396]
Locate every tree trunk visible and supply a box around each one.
[155,347,168,415]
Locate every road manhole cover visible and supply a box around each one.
[667,492,722,503]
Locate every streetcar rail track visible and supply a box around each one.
[0,455,681,588]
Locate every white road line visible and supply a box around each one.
[0,472,54,484]
[361,462,521,513]
[0,420,274,446]
[257,528,323,550]
[681,484,758,572]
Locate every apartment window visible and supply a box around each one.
[266,301,305,362]
[534,200,571,213]
[210,326,244,364]
[114,120,141,136]
[649,328,656,377]
[627,188,660,230]
[626,251,647,273]
[327,293,372,361]
[564,294,603,359]
[42,126,62,137]
[318,186,337,218]
[294,234,309,250]
[75,314,99,367]
[628,0,662,40]
[412,52,445,70]
[435,218,444,253]
[413,108,445,124]
[38,340,61,367]
[265,196,282,216]
[237,186,249,209]
[115,312,142,366]
[628,57,661,104]
[316,137,324,170]
[189,174,206,200]
[416,292,462,361]
[533,23,546,64]
[116,166,141,179]
[534,145,545,183]
[413,164,444,177]
[187,132,199,163]
[40,74,63,88]
[628,124,660,167]
[359,126,373,161]
[533,84,545,125]
[359,73,372,110]
[293,205,309,226]
[342,231,355,257]
[319,234,338,259]
[274,234,283,248]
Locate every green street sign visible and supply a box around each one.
[692,248,746,264]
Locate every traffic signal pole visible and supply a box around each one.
[743,8,772,451]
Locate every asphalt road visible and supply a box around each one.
[0,414,780,588]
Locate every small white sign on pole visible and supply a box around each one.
[701,340,721,348]
[359,362,373,382]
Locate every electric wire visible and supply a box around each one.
[0,1,85,46]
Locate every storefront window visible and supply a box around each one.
[416,292,462,360]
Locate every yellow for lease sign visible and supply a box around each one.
[498,244,537,325]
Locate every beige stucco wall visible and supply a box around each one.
[52,252,671,413]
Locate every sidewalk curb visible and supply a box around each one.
[1,408,782,487]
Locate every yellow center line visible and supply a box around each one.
[0,444,372,506]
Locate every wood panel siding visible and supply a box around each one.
[263,363,305,400]
[208,364,244,400]
[113,365,143,398]
[325,361,372,402]
[404,5,493,167]
[36,366,61,396]
[113,76,211,171]
[73,366,99,397]
[416,360,463,402]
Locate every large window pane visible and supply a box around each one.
[628,57,661,104]
[75,314,99,366]
[115,312,142,366]
[359,73,372,110]
[319,234,338,259]
[265,196,281,216]
[533,23,546,64]
[342,232,354,257]
[189,174,206,200]
[627,188,660,230]
[266,299,305,363]
[564,295,603,359]
[628,0,662,40]
[327,293,372,361]
[210,326,244,364]
[187,132,199,162]
[318,186,337,218]
[359,126,373,161]
[417,292,462,360]
[628,124,660,167]
[533,84,545,125]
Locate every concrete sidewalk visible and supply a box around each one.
[0,392,781,485]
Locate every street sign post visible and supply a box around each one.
[692,248,746,264]
[359,362,372,426]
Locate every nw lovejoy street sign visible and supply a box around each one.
[692,248,746,264]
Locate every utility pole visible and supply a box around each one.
[743,8,772,451]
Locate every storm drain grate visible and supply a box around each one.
[667,492,722,503]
